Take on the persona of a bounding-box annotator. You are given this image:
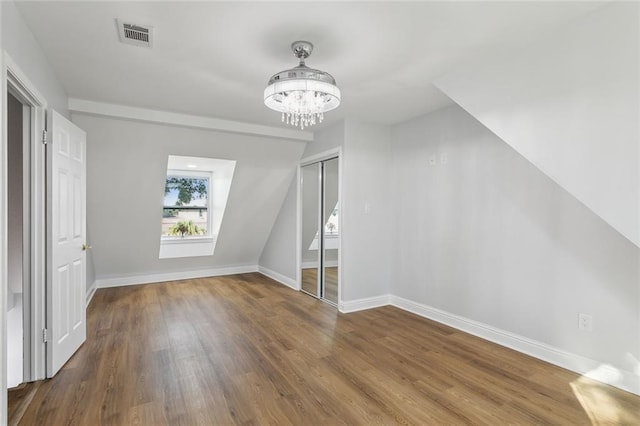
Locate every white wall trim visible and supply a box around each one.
[86,283,96,307]
[95,265,258,288]
[4,52,48,382]
[339,294,391,313]
[258,266,299,291]
[388,295,640,396]
[68,98,313,142]
[4,53,47,106]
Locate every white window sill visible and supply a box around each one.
[160,236,215,244]
[159,236,217,259]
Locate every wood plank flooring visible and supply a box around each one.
[10,273,640,425]
[7,381,41,426]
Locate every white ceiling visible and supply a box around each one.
[15,1,605,130]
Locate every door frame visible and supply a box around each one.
[297,147,342,307]
[3,53,48,385]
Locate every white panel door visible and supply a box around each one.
[47,110,86,377]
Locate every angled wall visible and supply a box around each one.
[391,104,639,394]
[258,176,298,286]
[434,1,640,248]
[73,113,305,285]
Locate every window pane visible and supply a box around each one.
[162,176,209,237]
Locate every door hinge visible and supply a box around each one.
[43,328,48,343]
[42,129,48,145]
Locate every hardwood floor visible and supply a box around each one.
[7,381,41,426]
[10,273,640,425]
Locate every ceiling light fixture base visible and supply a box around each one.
[291,41,313,62]
[264,41,341,130]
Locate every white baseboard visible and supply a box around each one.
[95,265,258,288]
[339,294,391,313]
[388,295,639,396]
[257,266,298,290]
[86,283,97,307]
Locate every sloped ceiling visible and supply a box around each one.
[15,1,604,129]
[434,2,639,247]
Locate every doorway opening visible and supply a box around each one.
[7,90,28,388]
[299,155,340,306]
[5,61,48,390]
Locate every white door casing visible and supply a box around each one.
[47,110,86,376]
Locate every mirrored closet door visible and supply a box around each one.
[300,157,339,305]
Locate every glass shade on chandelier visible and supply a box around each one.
[264,41,341,130]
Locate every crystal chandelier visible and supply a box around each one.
[264,41,341,130]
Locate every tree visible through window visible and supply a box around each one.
[162,175,210,237]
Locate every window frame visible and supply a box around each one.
[159,155,236,260]
[161,169,213,241]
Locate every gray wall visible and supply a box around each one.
[302,121,344,159]
[73,113,305,280]
[2,1,68,117]
[258,176,298,278]
[391,105,639,375]
[341,121,392,301]
[2,1,88,292]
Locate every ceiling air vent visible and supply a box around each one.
[117,19,153,48]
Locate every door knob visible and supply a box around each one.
[82,244,92,251]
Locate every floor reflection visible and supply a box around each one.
[301,267,338,303]
[571,374,640,424]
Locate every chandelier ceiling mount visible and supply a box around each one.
[264,41,341,130]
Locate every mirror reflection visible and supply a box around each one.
[300,157,339,305]
[322,158,339,304]
[301,163,320,297]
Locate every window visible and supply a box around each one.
[162,174,211,238]
[159,155,236,259]
[324,204,339,235]
[308,203,339,251]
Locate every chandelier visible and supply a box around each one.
[264,41,341,130]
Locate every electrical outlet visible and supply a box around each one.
[578,313,593,332]
[428,155,437,166]
[440,153,448,164]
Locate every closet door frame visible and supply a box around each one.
[297,147,342,307]
[299,162,321,298]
